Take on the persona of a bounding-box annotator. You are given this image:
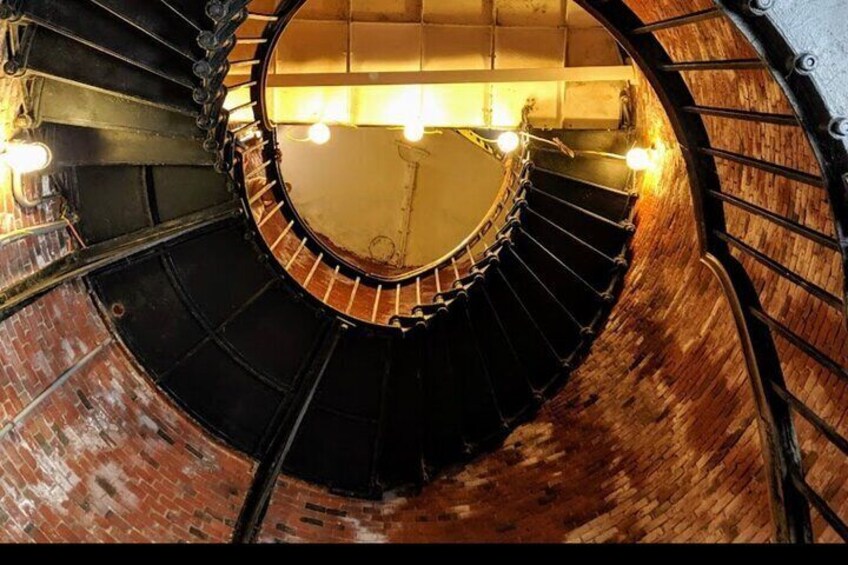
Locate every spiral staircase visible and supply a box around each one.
[0,0,846,544]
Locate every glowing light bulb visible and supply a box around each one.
[626,147,654,171]
[403,121,425,143]
[308,123,331,145]
[2,142,52,174]
[497,131,521,154]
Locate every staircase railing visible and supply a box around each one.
[207,0,848,542]
[213,0,534,329]
[578,0,848,543]
[235,129,531,329]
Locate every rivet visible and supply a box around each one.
[794,52,818,75]
[3,59,21,76]
[829,117,848,140]
[197,31,218,51]
[193,88,210,104]
[748,0,775,15]
[205,1,227,20]
[110,303,126,319]
[192,60,213,79]
[203,138,219,152]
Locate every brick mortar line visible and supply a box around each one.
[0,338,113,439]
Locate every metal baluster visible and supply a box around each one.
[346,277,360,314]
[323,266,339,304]
[371,284,382,323]
[303,253,323,289]
[285,237,307,271]
[270,220,294,252]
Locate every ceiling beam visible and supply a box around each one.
[265,65,635,88]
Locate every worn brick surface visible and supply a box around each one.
[0,280,255,542]
[0,68,256,542]
[254,5,848,542]
[1,2,846,544]
[254,71,774,542]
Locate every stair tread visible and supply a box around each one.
[33,78,200,139]
[24,1,196,89]
[90,0,202,61]
[532,165,635,199]
[28,28,198,116]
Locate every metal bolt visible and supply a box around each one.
[794,52,818,75]
[197,31,218,51]
[829,117,848,139]
[205,1,227,21]
[192,60,213,79]
[196,115,215,130]
[748,0,775,15]
[193,88,211,104]
[3,59,20,76]
[203,138,219,152]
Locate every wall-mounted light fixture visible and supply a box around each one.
[1,141,52,174]
[625,147,656,172]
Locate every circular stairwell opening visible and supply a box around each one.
[274,124,510,280]
[234,0,639,327]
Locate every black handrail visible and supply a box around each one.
[577,0,814,543]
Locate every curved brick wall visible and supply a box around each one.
[254,74,775,543]
[0,134,254,541]
[1,0,846,543]
[0,279,254,542]
[254,2,848,542]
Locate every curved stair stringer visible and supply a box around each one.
[0,0,641,541]
[577,0,848,543]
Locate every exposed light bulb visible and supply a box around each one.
[497,131,521,154]
[626,147,654,171]
[403,121,425,143]
[2,142,52,174]
[308,122,331,145]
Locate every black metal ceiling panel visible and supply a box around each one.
[444,304,503,444]
[531,168,633,222]
[166,225,274,327]
[312,330,390,422]
[284,406,377,496]
[376,332,432,488]
[498,251,582,359]
[92,254,206,378]
[221,284,326,391]
[523,209,621,291]
[483,270,564,392]
[514,233,603,327]
[165,340,285,456]
[75,166,152,243]
[152,166,231,222]
[464,287,533,420]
